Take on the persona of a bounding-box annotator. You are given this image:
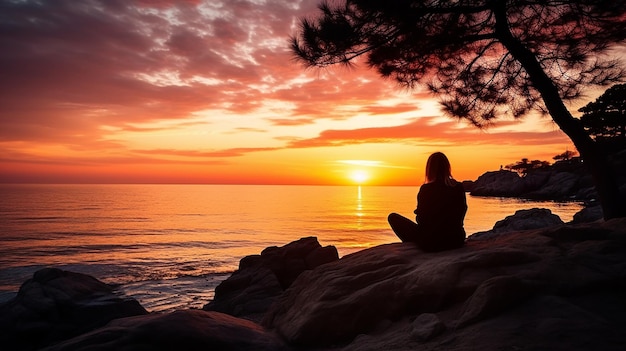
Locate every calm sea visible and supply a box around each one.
[0,184,584,312]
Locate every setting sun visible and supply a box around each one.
[350,170,370,184]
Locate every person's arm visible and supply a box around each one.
[414,185,434,225]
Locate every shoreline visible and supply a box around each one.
[3,218,625,350]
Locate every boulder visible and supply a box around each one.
[204,236,338,322]
[470,170,526,197]
[572,204,604,224]
[0,268,147,351]
[410,313,445,342]
[41,310,288,351]
[468,208,564,241]
[5,219,626,351]
[522,170,551,191]
[262,218,626,349]
[469,160,610,202]
[524,172,580,199]
[262,242,541,346]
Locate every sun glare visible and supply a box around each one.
[350,170,369,184]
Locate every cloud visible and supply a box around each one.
[357,103,421,115]
[132,147,277,158]
[267,118,316,126]
[335,160,415,170]
[0,0,578,184]
[0,0,361,141]
[284,117,570,149]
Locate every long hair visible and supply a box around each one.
[425,152,456,186]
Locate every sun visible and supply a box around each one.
[349,170,370,184]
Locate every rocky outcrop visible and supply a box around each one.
[471,169,597,200]
[0,268,147,351]
[41,310,287,351]
[468,208,564,241]
[261,218,626,349]
[471,152,626,205]
[5,219,626,351]
[469,170,527,197]
[203,236,339,322]
[572,203,604,224]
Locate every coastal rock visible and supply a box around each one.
[0,268,147,351]
[410,313,445,341]
[262,242,538,346]
[524,171,580,199]
[468,208,564,241]
[470,169,586,200]
[470,170,526,197]
[522,170,551,191]
[262,218,626,349]
[42,310,288,351]
[470,153,626,203]
[461,180,474,192]
[6,218,626,351]
[204,236,338,322]
[572,204,604,224]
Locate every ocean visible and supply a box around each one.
[0,184,584,312]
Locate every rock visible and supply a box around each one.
[204,236,338,322]
[7,218,626,351]
[572,204,604,224]
[0,268,147,351]
[470,152,626,205]
[461,180,474,192]
[525,172,580,199]
[470,170,526,197]
[262,242,540,346]
[41,310,288,351]
[411,313,445,341]
[522,170,551,191]
[261,218,626,349]
[468,208,564,241]
[456,275,532,327]
[575,186,599,201]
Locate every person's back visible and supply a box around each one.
[388,152,467,252]
[414,180,467,251]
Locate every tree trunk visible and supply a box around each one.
[494,4,626,219]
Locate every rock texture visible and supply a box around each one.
[261,218,626,349]
[0,268,147,351]
[204,236,339,322]
[470,170,527,197]
[468,208,564,241]
[5,219,626,351]
[470,157,601,201]
[572,203,604,224]
[42,310,287,351]
[470,152,626,223]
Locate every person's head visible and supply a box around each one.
[425,152,455,185]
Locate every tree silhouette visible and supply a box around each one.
[505,158,550,176]
[292,0,626,219]
[579,83,626,152]
[553,150,578,162]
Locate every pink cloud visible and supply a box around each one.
[0,0,332,144]
[132,147,277,158]
[0,0,577,183]
[284,117,571,149]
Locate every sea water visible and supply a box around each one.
[0,184,584,311]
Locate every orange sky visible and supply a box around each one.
[0,0,607,186]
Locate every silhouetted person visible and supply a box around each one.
[388,152,467,252]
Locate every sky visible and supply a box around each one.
[0,0,612,186]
